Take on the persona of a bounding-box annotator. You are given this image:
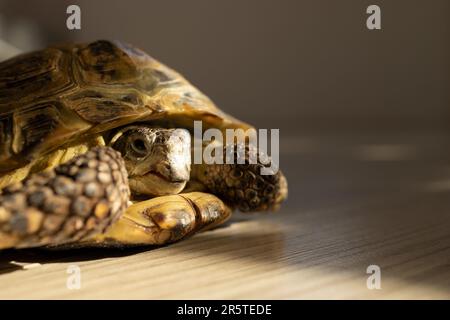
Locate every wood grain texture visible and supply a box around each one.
[0,132,449,299]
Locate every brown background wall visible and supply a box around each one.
[0,0,448,134]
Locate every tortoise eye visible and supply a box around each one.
[131,138,148,154]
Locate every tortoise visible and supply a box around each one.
[0,40,287,249]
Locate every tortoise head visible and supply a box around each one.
[109,125,191,196]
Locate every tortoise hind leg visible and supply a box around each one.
[88,192,231,246]
[0,147,130,249]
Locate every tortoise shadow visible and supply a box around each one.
[0,246,153,275]
[0,217,244,275]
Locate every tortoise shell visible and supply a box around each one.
[0,40,250,172]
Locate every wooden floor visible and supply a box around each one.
[1,131,449,299]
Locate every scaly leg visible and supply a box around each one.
[0,147,130,249]
[192,143,288,212]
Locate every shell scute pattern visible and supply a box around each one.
[0,48,75,106]
[76,40,140,84]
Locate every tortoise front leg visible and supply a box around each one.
[0,146,230,249]
[0,147,130,249]
[87,192,231,246]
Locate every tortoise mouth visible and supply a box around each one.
[145,170,186,184]
[128,171,188,196]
